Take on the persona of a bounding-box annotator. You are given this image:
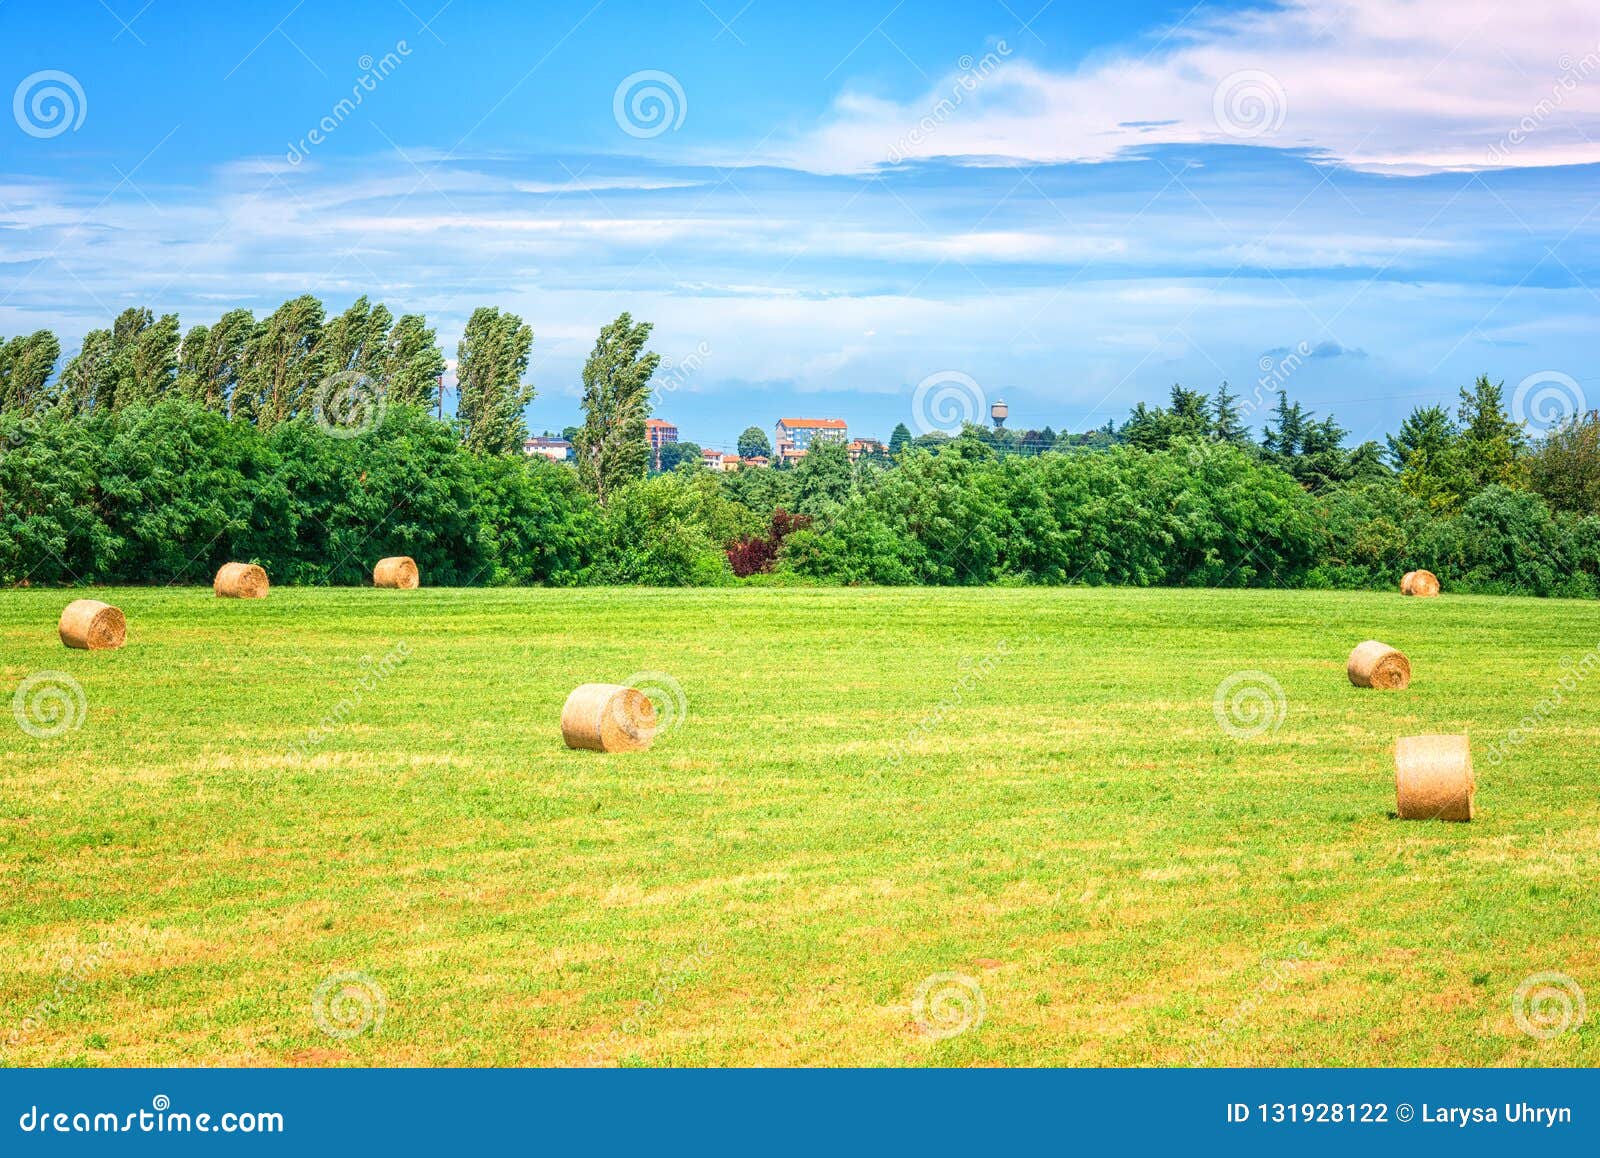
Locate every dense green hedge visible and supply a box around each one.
[2,400,1595,595]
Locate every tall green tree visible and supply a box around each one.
[113,308,180,409]
[320,296,394,380]
[235,295,327,427]
[1261,390,1307,458]
[1386,404,1456,470]
[1122,384,1211,451]
[383,314,445,409]
[1528,412,1600,516]
[573,312,659,506]
[1211,381,1249,445]
[889,422,913,456]
[58,308,179,414]
[0,330,62,416]
[455,307,535,454]
[791,435,854,515]
[176,308,256,411]
[1346,440,1390,481]
[737,425,772,459]
[1456,374,1526,491]
[58,329,114,414]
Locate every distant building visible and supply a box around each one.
[699,448,742,472]
[848,437,887,462]
[524,436,572,462]
[774,417,847,465]
[741,454,770,469]
[645,418,678,471]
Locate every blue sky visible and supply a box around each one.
[2,0,1597,451]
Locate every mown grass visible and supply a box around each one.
[0,586,1596,1067]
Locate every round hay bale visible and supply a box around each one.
[1400,569,1440,597]
[560,683,657,752]
[1347,640,1411,689]
[1395,734,1474,822]
[58,599,126,650]
[213,562,269,599]
[373,556,420,589]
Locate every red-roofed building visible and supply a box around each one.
[774,417,847,465]
[702,448,741,472]
[645,418,678,471]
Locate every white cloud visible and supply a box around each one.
[776,0,1600,173]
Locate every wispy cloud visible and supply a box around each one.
[775,0,1600,174]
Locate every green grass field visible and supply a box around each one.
[1,586,1596,1067]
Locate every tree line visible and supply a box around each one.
[2,298,1598,594]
